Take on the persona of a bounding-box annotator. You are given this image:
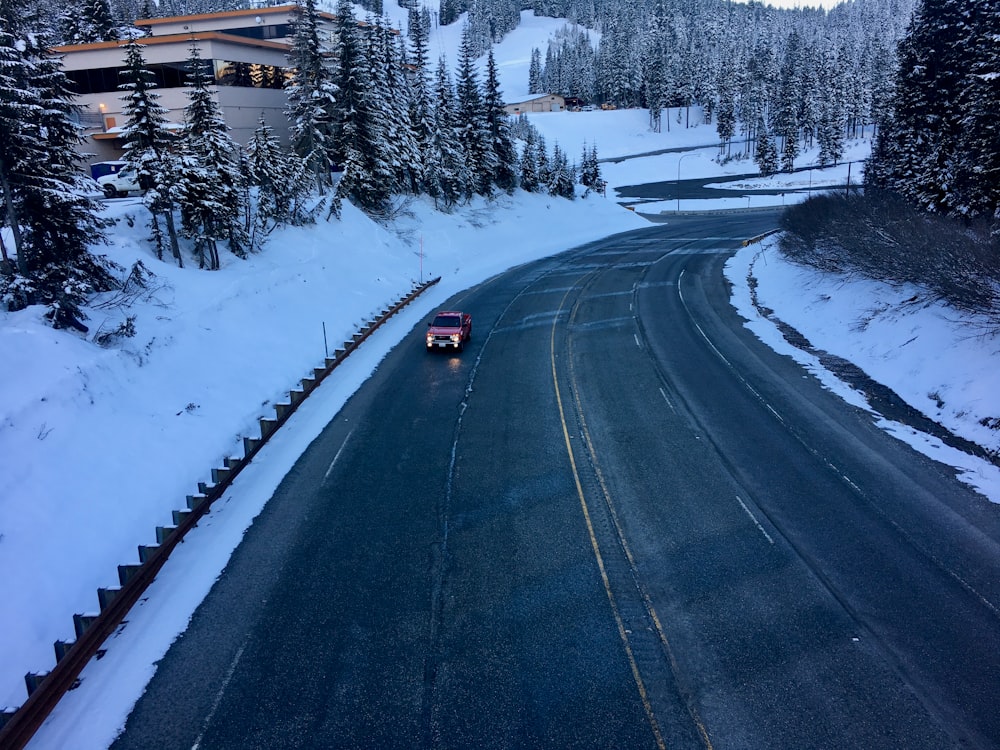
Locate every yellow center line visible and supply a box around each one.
[550,286,667,750]
[567,352,715,750]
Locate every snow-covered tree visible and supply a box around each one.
[547,142,575,199]
[0,7,115,327]
[519,131,541,193]
[427,57,469,209]
[454,25,497,198]
[118,35,182,265]
[175,43,246,270]
[579,142,602,191]
[407,4,434,193]
[866,0,997,221]
[484,49,518,193]
[285,0,338,194]
[755,119,778,177]
[528,47,543,94]
[331,0,391,214]
[245,115,313,245]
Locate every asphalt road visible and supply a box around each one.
[113,212,1000,749]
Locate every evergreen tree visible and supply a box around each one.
[528,47,543,94]
[547,142,575,199]
[715,62,737,155]
[643,0,671,133]
[0,8,115,326]
[579,142,602,191]
[954,0,1000,224]
[519,131,540,193]
[376,19,422,195]
[535,132,550,188]
[81,0,118,42]
[428,57,469,209]
[484,49,518,193]
[175,43,246,270]
[331,0,390,213]
[866,0,987,217]
[815,42,846,167]
[755,119,778,177]
[245,114,313,245]
[454,25,497,197]
[118,35,182,265]
[407,5,435,194]
[285,0,338,194]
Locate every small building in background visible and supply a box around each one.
[503,94,567,116]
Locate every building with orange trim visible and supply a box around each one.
[55,5,338,164]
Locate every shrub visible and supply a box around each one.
[779,189,1000,327]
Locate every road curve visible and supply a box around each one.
[112,212,1000,749]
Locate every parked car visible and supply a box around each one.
[581,104,595,111]
[97,168,142,198]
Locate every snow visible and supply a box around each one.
[3,3,998,747]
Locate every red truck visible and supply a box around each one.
[426,311,472,352]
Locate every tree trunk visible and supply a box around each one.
[164,205,183,267]
[0,157,29,276]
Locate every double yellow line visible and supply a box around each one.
[549,284,713,750]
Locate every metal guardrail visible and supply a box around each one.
[741,228,781,246]
[0,277,441,750]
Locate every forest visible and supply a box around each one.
[2,0,998,333]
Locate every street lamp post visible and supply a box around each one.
[676,153,694,213]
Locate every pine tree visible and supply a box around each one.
[332,0,390,213]
[535,133,550,188]
[118,35,182,265]
[484,49,518,193]
[245,114,313,244]
[547,142,575,199]
[816,42,846,167]
[954,0,1000,225]
[755,119,778,177]
[0,8,115,327]
[377,20,422,195]
[866,0,976,215]
[175,43,246,270]
[519,132,540,193]
[715,62,737,155]
[454,25,497,198]
[643,0,671,133]
[81,0,118,42]
[528,47,543,94]
[407,4,434,193]
[285,0,338,194]
[579,142,602,191]
[428,57,469,209]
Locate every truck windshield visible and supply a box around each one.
[432,315,461,328]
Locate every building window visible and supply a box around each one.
[66,60,287,95]
[214,60,288,89]
[220,23,290,41]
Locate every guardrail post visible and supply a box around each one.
[72,614,98,639]
[52,641,73,665]
[96,587,120,611]
[23,674,47,698]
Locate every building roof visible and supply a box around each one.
[53,31,293,55]
[134,4,337,27]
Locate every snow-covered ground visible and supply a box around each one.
[2,4,998,749]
